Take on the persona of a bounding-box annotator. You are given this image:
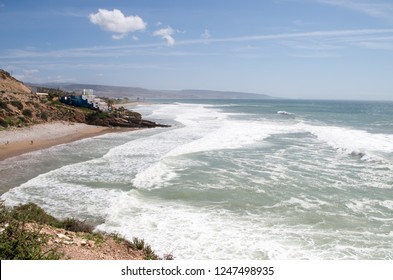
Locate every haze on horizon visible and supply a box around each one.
[1,0,393,101]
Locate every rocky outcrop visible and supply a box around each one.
[85,109,170,129]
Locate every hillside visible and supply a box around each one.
[0,69,167,129]
[0,70,31,94]
[0,71,87,128]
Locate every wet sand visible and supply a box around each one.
[0,122,135,161]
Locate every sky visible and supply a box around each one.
[1,0,393,100]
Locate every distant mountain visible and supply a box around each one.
[179,89,272,99]
[29,83,273,100]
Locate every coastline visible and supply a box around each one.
[0,122,137,161]
[112,101,150,108]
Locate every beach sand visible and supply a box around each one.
[0,122,135,161]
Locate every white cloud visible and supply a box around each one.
[89,9,146,39]
[112,33,127,40]
[132,35,140,41]
[14,69,40,81]
[201,29,211,39]
[318,0,393,21]
[3,28,393,61]
[153,27,175,46]
[355,41,393,50]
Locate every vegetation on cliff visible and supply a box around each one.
[0,201,172,260]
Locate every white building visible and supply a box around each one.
[81,89,109,111]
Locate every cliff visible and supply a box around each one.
[0,70,31,94]
[0,69,168,129]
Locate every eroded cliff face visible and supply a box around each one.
[0,69,31,94]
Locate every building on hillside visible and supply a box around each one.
[36,92,49,97]
[60,89,108,111]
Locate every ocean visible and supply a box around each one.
[1,99,393,259]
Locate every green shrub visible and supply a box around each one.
[40,111,48,121]
[0,100,8,110]
[51,100,62,106]
[0,220,60,260]
[22,109,32,117]
[110,233,125,244]
[10,203,61,227]
[130,237,146,250]
[10,100,23,110]
[60,218,93,233]
[18,116,28,124]
[126,237,160,260]
[4,116,20,127]
[0,202,61,260]
[11,203,95,233]
[86,111,109,123]
[0,118,8,128]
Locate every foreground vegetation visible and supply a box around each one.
[0,201,169,260]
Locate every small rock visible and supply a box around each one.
[80,240,87,246]
[56,233,71,240]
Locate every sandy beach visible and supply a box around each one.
[0,122,135,161]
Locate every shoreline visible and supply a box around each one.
[112,101,149,108]
[0,122,137,161]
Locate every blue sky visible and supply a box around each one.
[1,0,393,100]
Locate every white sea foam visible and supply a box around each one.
[130,103,294,189]
[277,110,294,116]
[1,168,123,223]
[166,121,271,157]
[96,190,319,259]
[296,122,393,162]
[345,199,393,213]
[95,188,393,259]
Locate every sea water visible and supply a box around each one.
[1,99,393,259]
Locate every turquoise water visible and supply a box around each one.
[1,99,393,259]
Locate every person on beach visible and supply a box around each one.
[30,140,33,145]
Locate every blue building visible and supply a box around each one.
[60,95,96,110]
[59,89,109,111]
